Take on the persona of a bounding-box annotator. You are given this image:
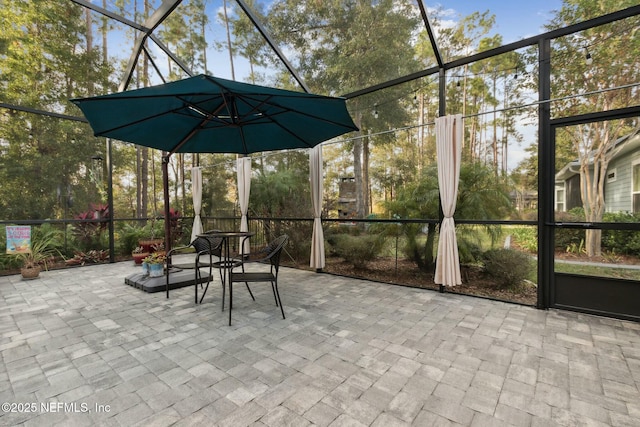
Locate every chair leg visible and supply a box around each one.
[194,268,199,304]
[166,270,170,299]
[199,276,210,304]
[271,282,279,306]
[199,265,213,304]
[219,268,225,311]
[245,282,255,301]
[229,280,233,326]
[273,281,285,319]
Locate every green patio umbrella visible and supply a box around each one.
[71,74,358,155]
[71,74,358,250]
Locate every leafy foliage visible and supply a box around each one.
[0,2,113,221]
[482,248,534,289]
[15,226,62,270]
[64,249,109,266]
[554,208,586,250]
[601,212,640,256]
[72,203,109,251]
[384,161,513,272]
[250,157,311,218]
[511,226,538,253]
[326,232,385,270]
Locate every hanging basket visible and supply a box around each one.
[21,265,41,280]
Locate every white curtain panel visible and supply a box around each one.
[309,146,325,269]
[434,114,463,287]
[190,167,203,243]
[237,156,251,255]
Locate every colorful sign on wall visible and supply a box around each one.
[6,226,31,254]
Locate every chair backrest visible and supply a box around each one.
[199,230,223,256]
[191,236,213,254]
[264,234,289,270]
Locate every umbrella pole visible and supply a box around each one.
[162,154,172,253]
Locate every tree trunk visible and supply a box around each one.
[102,0,108,63]
[354,137,364,218]
[353,112,364,219]
[423,222,436,271]
[223,0,236,80]
[492,76,498,174]
[585,229,602,257]
[141,148,149,218]
[85,8,94,96]
[417,92,424,171]
[180,154,186,216]
[363,136,370,216]
[141,0,151,218]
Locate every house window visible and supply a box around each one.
[633,163,640,213]
[607,168,616,183]
[555,184,565,212]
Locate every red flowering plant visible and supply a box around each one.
[72,203,110,251]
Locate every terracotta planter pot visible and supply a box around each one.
[132,252,150,265]
[138,239,164,253]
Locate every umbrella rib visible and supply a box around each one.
[92,108,181,136]
[169,118,209,156]
[229,93,357,132]
[179,96,230,125]
[240,93,358,131]
[171,96,232,155]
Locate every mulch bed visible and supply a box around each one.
[3,255,536,305]
[319,257,538,306]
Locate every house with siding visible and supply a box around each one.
[555,131,640,213]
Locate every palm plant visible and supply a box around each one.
[384,161,513,272]
[17,228,60,278]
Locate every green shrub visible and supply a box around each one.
[117,223,148,255]
[554,209,585,249]
[329,233,384,269]
[601,212,640,256]
[458,240,483,264]
[482,248,534,289]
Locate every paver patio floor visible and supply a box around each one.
[1,262,639,426]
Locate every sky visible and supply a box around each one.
[429,0,564,43]
[424,1,566,171]
[197,0,567,81]
[103,0,567,83]
[105,0,569,171]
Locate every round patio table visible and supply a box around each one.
[199,231,255,325]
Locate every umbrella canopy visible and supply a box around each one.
[72,74,358,252]
[71,74,358,156]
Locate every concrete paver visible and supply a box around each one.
[0,261,639,426]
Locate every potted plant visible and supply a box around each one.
[16,232,59,280]
[138,217,165,253]
[144,253,166,277]
[151,241,166,257]
[139,238,164,254]
[132,246,149,265]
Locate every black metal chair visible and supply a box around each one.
[228,234,289,325]
[165,231,223,304]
